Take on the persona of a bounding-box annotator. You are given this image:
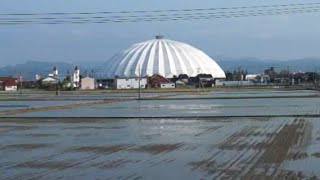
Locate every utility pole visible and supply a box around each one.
[138,64,141,100]
[197,67,201,90]
[314,67,317,85]
[287,66,290,86]
[237,67,242,88]
[19,73,22,95]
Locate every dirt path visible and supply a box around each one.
[0,99,127,116]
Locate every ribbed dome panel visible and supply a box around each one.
[103,38,226,78]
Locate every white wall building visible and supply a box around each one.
[245,74,260,81]
[160,83,176,89]
[42,77,59,84]
[80,77,96,90]
[115,77,147,89]
[5,85,17,91]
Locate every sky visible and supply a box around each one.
[1,0,320,67]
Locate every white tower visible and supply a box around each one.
[35,74,41,81]
[73,66,80,88]
[53,66,58,77]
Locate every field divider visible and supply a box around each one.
[139,95,320,100]
[0,99,128,116]
[1,114,320,122]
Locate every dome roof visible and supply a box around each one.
[103,37,225,78]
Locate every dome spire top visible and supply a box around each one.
[155,35,164,39]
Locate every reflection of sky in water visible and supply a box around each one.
[172,90,319,98]
[0,118,284,178]
[2,117,320,178]
[283,119,320,176]
[5,96,320,117]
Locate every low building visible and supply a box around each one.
[148,74,170,88]
[160,83,176,89]
[245,74,260,81]
[197,74,213,82]
[114,77,147,89]
[97,79,113,89]
[0,77,18,91]
[42,77,59,84]
[22,81,37,89]
[175,79,188,86]
[178,74,189,83]
[189,74,215,88]
[80,77,96,90]
[215,80,255,87]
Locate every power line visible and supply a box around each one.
[1,9,319,24]
[1,5,320,21]
[0,2,320,25]
[1,2,320,16]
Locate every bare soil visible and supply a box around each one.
[14,161,74,169]
[188,118,310,179]
[132,143,184,154]
[94,159,140,169]
[2,143,54,150]
[68,144,134,154]
[195,125,222,137]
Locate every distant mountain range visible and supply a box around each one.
[0,61,100,80]
[1,58,320,80]
[216,57,320,73]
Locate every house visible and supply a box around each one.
[178,74,189,83]
[80,77,96,90]
[197,74,214,81]
[175,79,187,86]
[0,77,18,91]
[42,77,59,84]
[190,74,215,88]
[147,74,170,88]
[170,74,189,87]
[114,77,147,89]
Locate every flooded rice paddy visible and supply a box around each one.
[1,89,320,179]
[5,97,320,117]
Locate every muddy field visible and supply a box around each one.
[1,117,320,179]
[1,90,320,179]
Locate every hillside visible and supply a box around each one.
[1,58,320,80]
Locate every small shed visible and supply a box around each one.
[81,77,96,90]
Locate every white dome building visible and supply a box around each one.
[103,36,225,79]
